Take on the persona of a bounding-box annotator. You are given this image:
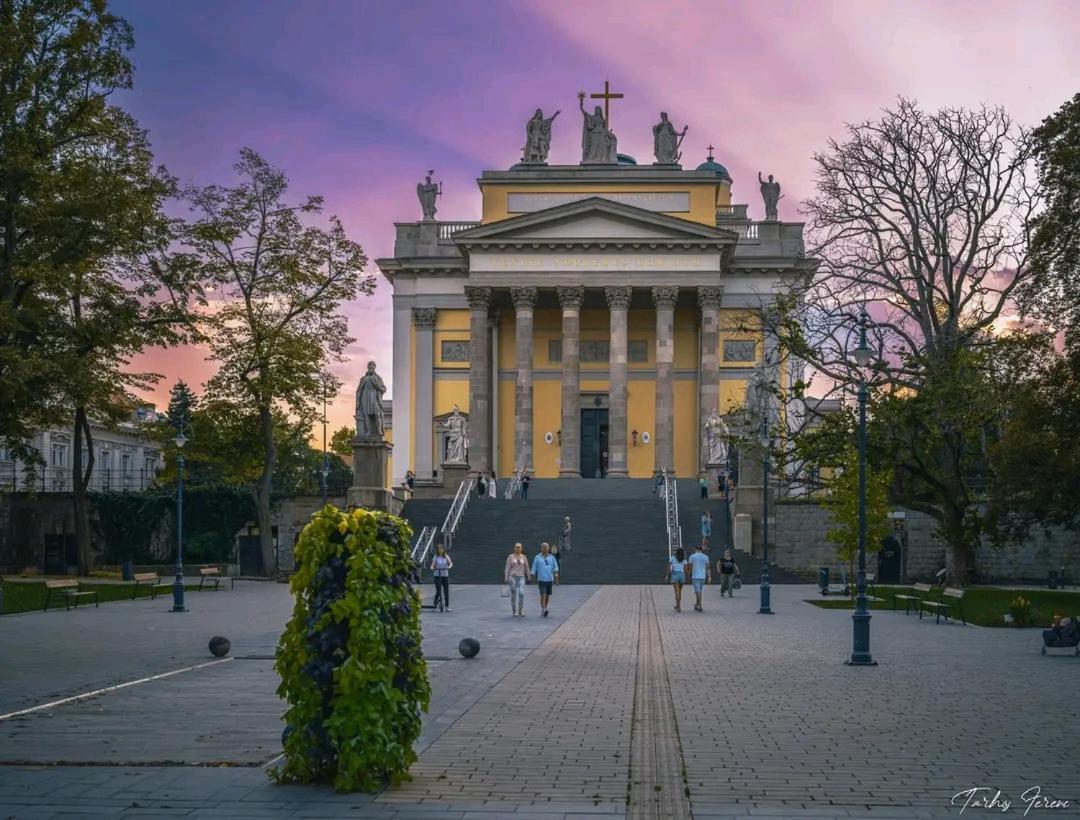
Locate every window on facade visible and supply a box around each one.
[723,340,757,362]
[628,340,648,363]
[51,442,68,468]
[144,452,158,475]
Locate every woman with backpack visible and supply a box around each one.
[716,548,740,597]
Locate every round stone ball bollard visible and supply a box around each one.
[208,636,231,658]
[457,637,480,659]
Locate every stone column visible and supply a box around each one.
[652,286,679,474]
[412,307,437,481]
[465,286,492,475]
[605,286,632,478]
[557,285,584,477]
[510,287,537,473]
[697,286,724,471]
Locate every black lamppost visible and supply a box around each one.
[172,414,190,613]
[320,386,329,506]
[758,414,774,615]
[847,308,877,665]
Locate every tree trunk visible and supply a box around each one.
[942,503,970,586]
[255,402,276,576]
[72,408,95,574]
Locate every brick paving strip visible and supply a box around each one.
[627,586,693,820]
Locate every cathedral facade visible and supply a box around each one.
[378,122,815,486]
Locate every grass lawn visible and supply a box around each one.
[806,585,1080,627]
[0,579,205,615]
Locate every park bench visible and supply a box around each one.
[198,566,232,591]
[43,579,99,612]
[131,572,172,600]
[892,582,932,614]
[919,586,966,625]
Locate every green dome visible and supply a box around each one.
[616,153,637,166]
[696,157,731,182]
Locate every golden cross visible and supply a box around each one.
[588,79,624,126]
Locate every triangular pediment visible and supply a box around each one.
[453,197,736,247]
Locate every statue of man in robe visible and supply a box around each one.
[579,95,618,164]
[355,361,386,440]
[524,108,560,163]
[758,171,782,220]
[416,171,441,221]
[653,112,688,164]
[704,409,730,466]
[443,405,469,464]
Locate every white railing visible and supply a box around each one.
[437,221,480,240]
[411,526,437,579]
[440,477,474,548]
[662,469,683,559]
[504,466,523,499]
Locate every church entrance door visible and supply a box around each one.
[580,408,609,478]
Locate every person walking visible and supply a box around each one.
[477,472,487,498]
[666,547,689,611]
[699,474,708,499]
[530,542,560,617]
[520,472,531,500]
[504,542,531,617]
[653,470,664,497]
[688,543,711,612]
[700,510,712,550]
[405,470,416,492]
[430,544,453,612]
[487,470,497,499]
[716,548,740,597]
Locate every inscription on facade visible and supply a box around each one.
[440,340,470,362]
[548,339,649,363]
[507,191,691,213]
[723,340,757,362]
[472,252,718,272]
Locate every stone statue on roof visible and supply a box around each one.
[759,171,782,221]
[579,94,618,164]
[416,171,441,221]
[524,108,560,164]
[653,112,688,165]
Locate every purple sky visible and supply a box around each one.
[118,0,1080,433]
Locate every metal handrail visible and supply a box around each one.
[411,526,436,580]
[440,477,474,548]
[662,469,682,558]
[504,466,523,499]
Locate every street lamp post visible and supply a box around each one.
[321,388,329,506]
[172,415,189,613]
[847,308,877,666]
[758,416,774,615]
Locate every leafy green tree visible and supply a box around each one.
[181,149,373,571]
[0,0,139,452]
[824,447,892,589]
[329,425,354,457]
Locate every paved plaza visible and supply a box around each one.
[1,581,1077,819]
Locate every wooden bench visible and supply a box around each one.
[893,582,932,614]
[44,579,99,612]
[132,572,172,600]
[920,586,966,624]
[198,566,232,591]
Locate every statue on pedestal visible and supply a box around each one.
[704,409,730,466]
[355,361,386,440]
[579,94,618,164]
[524,108,560,163]
[416,171,441,221]
[758,171,782,220]
[443,405,469,465]
[653,112,688,164]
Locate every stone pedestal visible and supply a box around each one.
[441,462,470,492]
[347,438,393,511]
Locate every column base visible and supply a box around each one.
[606,468,629,478]
[559,468,581,478]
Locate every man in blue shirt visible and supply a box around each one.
[531,542,560,618]
[688,543,712,612]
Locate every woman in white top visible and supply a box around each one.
[503,542,532,617]
[487,470,497,499]
[430,544,453,612]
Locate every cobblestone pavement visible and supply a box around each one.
[1,582,1078,819]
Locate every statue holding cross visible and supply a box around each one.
[578,81,622,164]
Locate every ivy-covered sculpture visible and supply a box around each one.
[273,506,430,792]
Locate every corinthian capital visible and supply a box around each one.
[557,285,585,310]
[697,286,724,310]
[510,286,538,311]
[604,286,632,310]
[464,286,492,311]
[651,286,679,309]
[412,307,437,329]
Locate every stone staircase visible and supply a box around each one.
[400,478,806,585]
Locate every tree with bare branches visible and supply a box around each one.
[777,98,1038,583]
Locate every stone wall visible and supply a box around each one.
[0,494,79,572]
[772,501,1079,583]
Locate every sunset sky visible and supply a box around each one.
[116,0,1080,434]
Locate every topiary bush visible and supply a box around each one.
[272,506,430,792]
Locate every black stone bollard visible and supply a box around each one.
[209,636,231,657]
[458,637,480,659]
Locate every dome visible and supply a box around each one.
[616,153,637,166]
[696,147,731,182]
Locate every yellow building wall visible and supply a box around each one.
[717,308,763,369]
[626,379,656,477]
[480,180,731,227]
[720,379,748,415]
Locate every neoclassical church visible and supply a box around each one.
[377,98,815,488]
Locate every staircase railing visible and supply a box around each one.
[504,466,523,499]
[662,469,682,558]
[411,525,436,579]
[441,476,474,548]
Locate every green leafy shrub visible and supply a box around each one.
[273,506,429,792]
